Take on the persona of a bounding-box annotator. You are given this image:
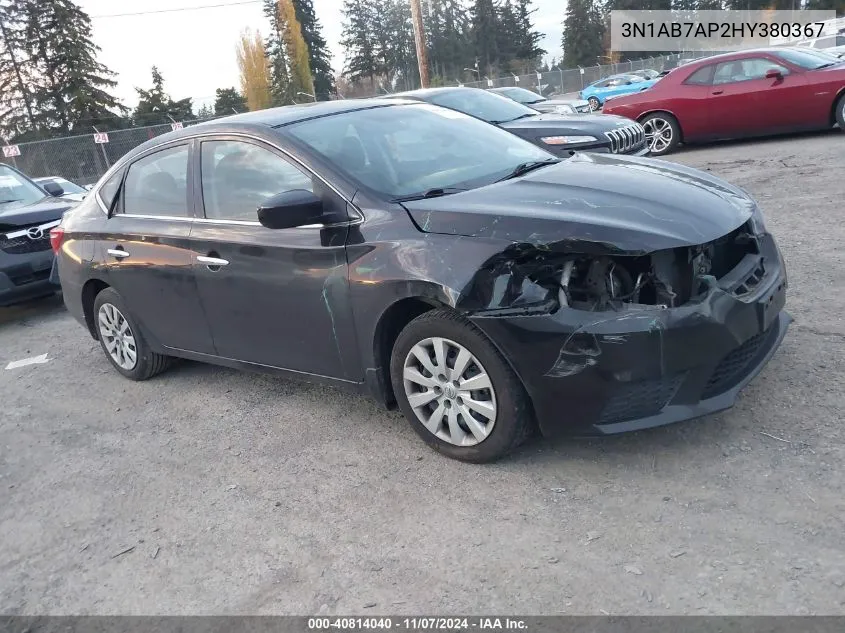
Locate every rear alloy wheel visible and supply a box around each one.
[390,309,533,463]
[93,287,172,381]
[588,96,601,111]
[641,113,680,156]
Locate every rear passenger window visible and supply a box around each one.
[684,66,713,85]
[97,168,124,211]
[122,145,189,217]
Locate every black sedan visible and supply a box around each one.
[386,87,648,156]
[488,86,593,114]
[53,99,789,462]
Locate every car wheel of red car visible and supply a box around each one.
[836,94,845,131]
[640,112,680,156]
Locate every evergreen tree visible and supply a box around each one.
[562,0,605,68]
[197,103,214,118]
[341,0,379,84]
[514,0,545,63]
[12,0,125,134]
[264,0,291,105]
[470,0,500,75]
[133,67,193,126]
[292,0,335,100]
[423,0,473,83]
[214,87,246,115]
[0,0,36,139]
[496,0,521,70]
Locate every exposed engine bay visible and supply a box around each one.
[463,223,761,313]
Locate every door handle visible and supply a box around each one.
[711,90,724,95]
[107,248,129,259]
[197,255,229,268]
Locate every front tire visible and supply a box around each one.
[588,96,601,111]
[389,309,533,463]
[93,287,171,381]
[640,112,680,156]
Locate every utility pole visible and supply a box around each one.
[0,17,37,133]
[409,0,430,89]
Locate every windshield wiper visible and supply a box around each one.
[505,113,537,122]
[0,198,21,204]
[392,187,466,202]
[497,159,560,182]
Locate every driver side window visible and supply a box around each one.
[200,140,314,222]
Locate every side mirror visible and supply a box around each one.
[765,68,783,80]
[42,182,64,197]
[257,189,324,229]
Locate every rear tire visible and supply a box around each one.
[640,112,680,156]
[389,309,533,463]
[836,94,845,131]
[93,287,172,381]
[588,96,601,111]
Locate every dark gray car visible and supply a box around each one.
[387,87,648,156]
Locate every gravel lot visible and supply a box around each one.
[1,131,844,616]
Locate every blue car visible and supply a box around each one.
[580,74,658,110]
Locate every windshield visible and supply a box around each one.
[501,87,546,104]
[287,103,553,198]
[52,178,87,194]
[774,48,843,68]
[424,89,538,124]
[0,165,47,209]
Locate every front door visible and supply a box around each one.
[101,142,215,354]
[707,57,795,138]
[189,137,359,380]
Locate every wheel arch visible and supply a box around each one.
[830,88,845,126]
[638,109,684,143]
[81,278,110,340]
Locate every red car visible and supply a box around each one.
[603,48,845,156]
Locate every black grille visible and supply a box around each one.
[0,234,51,254]
[598,374,684,425]
[702,329,771,399]
[604,123,646,154]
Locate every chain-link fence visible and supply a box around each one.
[2,53,711,186]
[2,116,226,186]
[457,54,689,97]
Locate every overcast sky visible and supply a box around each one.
[77,0,565,111]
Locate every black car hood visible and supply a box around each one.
[402,152,757,255]
[499,112,635,135]
[0,197,76,230]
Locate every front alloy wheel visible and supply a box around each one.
[98,303,137,370]
[588,96,601,111]
[403,337,497,447]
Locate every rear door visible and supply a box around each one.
[189,136,359,379]
[100,142,215,353]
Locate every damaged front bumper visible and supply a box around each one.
[468,234,791,437]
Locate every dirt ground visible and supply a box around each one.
[1,131,844,615]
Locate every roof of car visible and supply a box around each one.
[198,98,414,127]
[386,87,474,100]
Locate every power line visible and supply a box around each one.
[91,1,262,19]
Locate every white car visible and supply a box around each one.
[33,176,88,202]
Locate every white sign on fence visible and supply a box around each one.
[580,67,585,75]
[536,73,542,83]
[171,122,183,131]
[2,144,21,158]
[487,78,493,87]
[93,132,109,144]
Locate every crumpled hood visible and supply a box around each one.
[0,197,77,230]
[402,152,757,255]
